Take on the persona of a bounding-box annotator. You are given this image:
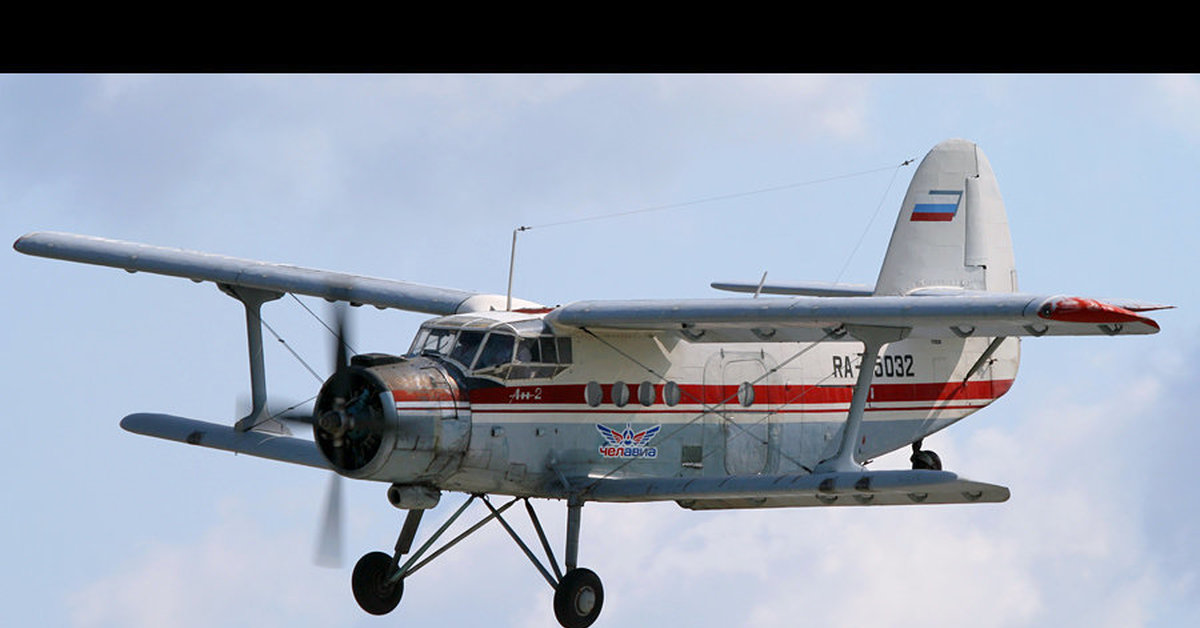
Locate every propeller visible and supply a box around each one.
[313,304,353,569]
[314,471,343,567]
[237,302,358,568]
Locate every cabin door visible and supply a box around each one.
[705,351,772,475]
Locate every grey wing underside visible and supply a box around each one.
[122,413,1007,510]
[121,413,332,470]
[578,470,1009,510]
[14,231,480,315]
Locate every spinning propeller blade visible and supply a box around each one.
[314,303,352,568]
[315,472,344,568]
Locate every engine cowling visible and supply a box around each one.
[313,354,469,482]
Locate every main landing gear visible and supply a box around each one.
[909,439,942,471]
[350,494,604,628]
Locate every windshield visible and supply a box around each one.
[475,332,516,370]
[449,330,485,366]
[408,324,572,379]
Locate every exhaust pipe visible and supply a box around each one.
[387,484,441,510]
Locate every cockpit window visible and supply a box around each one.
[449,330,485,367]
[515,337,539,363]
[554,337,572,363]
[423,328,456,355]
[475,332,516,370]
[477,333,572,379]
[409,323,572,380]
[408,328,429,355]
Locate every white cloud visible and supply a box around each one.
[648,74,872,141]
[1151,74,1200,138]
[68,498,348,628]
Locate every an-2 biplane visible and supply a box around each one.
[14,139,1167,627]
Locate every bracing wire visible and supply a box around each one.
[521,162,910,233]
[505,158,912,309]
[833,158,914,284]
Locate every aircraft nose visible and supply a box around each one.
[313,355,468,480]
[313,364,391,472]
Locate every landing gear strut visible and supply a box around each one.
[349,494,604,628]
[910,440,942,470]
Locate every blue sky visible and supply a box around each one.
[3,74,1198,628]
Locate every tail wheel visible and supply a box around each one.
[554,568,604,628]
[911,448,943,470]
[351,551,404,615]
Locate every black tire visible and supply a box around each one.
[910,449,943,471]
[554,567,604,628]
[351,551,404,616]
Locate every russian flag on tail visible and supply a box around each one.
[911,189,963,222]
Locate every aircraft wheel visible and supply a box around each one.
[554,567,604,628]
[910,449,942,471]
[352,551,404,615]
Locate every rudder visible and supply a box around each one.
[874,139,1016,296]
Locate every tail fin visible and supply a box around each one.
[874,139,1016,296]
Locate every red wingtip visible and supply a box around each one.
[1037,297,1160,330]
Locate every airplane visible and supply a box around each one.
[13,139,1168,628]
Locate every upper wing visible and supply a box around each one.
[548,292,1163,342]
[13,231,496,315]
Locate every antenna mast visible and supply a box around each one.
[506,226,529,311]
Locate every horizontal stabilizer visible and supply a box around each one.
[579,469,1009,510]
[711,280,874,297]
[121,413,331,470]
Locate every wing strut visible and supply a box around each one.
[219,284,286,433]
[962,336,1006,384]
[816,325,908,472]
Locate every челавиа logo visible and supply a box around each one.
[596,423,661,459]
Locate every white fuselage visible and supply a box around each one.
[386,312,1019,497]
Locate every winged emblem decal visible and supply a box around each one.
[596,423,661,459]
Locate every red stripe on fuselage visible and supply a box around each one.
[464,380,1013,408]
[392,389,458,402]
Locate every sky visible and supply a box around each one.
[2,74,1198,628]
